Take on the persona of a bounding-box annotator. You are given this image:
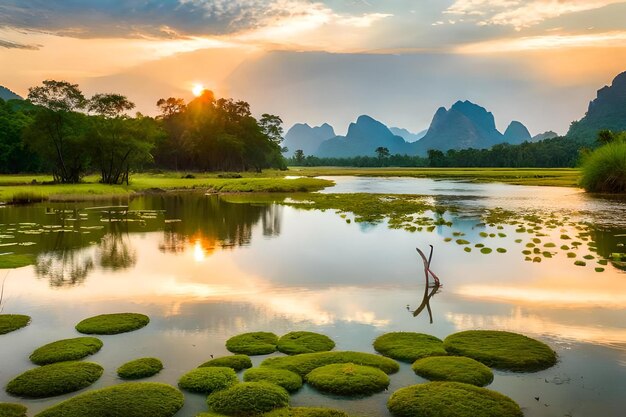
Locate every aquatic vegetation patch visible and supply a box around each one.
[30,337,103,365]
[0,254,35,269]
[200,355,252,371]
[574,260,586,266]
[443,330,557,372]
[117,358,163,379]
[206,382,289,416]
[261,351,399,377]
[75,313,149,335]
[226,332,278,355]
[305,363,389,396]
[387,382,523,417]
[411,356,493,386]
[277,331,335,355]
[178,367,238,394]
[34,382,184,417]
[480,248,493,254]
[243,368,303,392]
[0,403,27,417]
[374,332,447,362]
[261,407,349,417]
[6,361,103,398]
[0,315,30,335]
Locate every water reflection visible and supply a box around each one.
[34,250,94,288]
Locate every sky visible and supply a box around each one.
[1,0,626,135]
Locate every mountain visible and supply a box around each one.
[283,123,335,157]
[0,86,22,101]
[567,71,626,140]
[316,115,411,157]
[411,101,504,155]
[389,127,427,143]
[503,121,531,144]
[531,131,559,142]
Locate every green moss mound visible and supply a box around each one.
[262,407,349,417]
[206,382,289,416]
[261,351,399,377]
[277,332,335,355]
[387,382,523,417]
[75,313,149,335]
[243,368,303,392]
[6,361,103,398]
[0,403,27,417]
[117,358,163,379]
[34,382,184,417]
[226,332,278,355]
[0,315,30,335]
[373,332,446,362]
[30,337,103,365]
[200,355,252,371]
[305,363,389,396]
[178,367,238,394]
[444,330,557,372]
[412,356,493,386]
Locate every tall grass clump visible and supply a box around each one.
[581,140,626,193]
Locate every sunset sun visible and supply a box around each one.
[192,84,204,97]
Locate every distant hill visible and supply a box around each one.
[503,121,531,144]
[315,115,411,157]
[0,86,22,101]
[389,127,427,143]
[531,131,559,142]
[567,71,626,140]
[283,123,335,157]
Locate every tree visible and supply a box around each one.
[375,146,390,159]
[597,130,615,145]
[259,114,284,145]
[427,149,446,167]
[294,149,305,164]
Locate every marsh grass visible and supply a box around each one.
[243,368,303,392]
[6,361,103,398]
[206,382,289,416]
[411,356,493,386]
[581,142,626,193]
[117,358,163,379]
[373,332,446,363]
[29,337,103,365]
[305,363,389,396]
[261,351,399,377]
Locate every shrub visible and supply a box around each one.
[581,141,626,193]
[226,332,278,355]
[34,382,184,417]
[411,356,493,386]
[0,403,27,417]
[243,368,303,392]
[6,361,103,398]
[178,367,238,394]
[117,358,163,379]
[373,332,446,362]
[305,363,389,396]
[277,332,335,355]
[75,313,149,335]
[200,355,253,371]
[261,351,399,377]
[206,382,289,416]
[0,315,30,335]
[30,337,103,365]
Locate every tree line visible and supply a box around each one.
[0,80,286,183]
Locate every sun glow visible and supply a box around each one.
[192,84,205,97]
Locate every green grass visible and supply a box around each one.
[34,382,184,417]
[0,315,30,335]
[178,367,238,394]
[443,330,557,372]
[373,332,447,363]
[0,254,35,269]
[206,382,289,416]
[29,337,103,365]
[387,382,523,417]
[243,368,303,392]
[117,358,163,379]
[277,332,335,355]
[305,363,389,396]
[226,332,278,355]
[261,407,349,417]
[6,361,103,398]
[75,313,149,335]
[200,355,253,371]
[581,141,626,193]
[0,403,27,417]
[411,356,494,386]
[261,351,399,377]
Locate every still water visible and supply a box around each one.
[0,177,625,416]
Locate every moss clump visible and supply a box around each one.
[178,367,238,394]
[277,332,335,355]
[0,315,30,335]
[34,382,183,417]
[30,337,103,365]
[574,260,586,266]
[0,403,27,417]
[75,313,149,335]
[387,382,523,417]
[6,361,103,398]
[373,332,446,362]
[305,363,389,396]
[496,248,506,253]
[261,351,399,377]
[206,382,289,416]
[200,355,252,371]
[117,358,163,379]
[480,248,493,254]
[262,407,349,417]
[456,239,470,245]
[226,332,278,355]
[412,356,493,386]
[444,330,557,372]
[243,368,303,392]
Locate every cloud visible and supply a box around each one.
[0,38,39,50]
[445,0,626,29]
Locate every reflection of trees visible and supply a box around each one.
[98,233,137,271]
[35,251,94,288]
[590,228,626,271]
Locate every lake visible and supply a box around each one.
[0,177,625,416]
